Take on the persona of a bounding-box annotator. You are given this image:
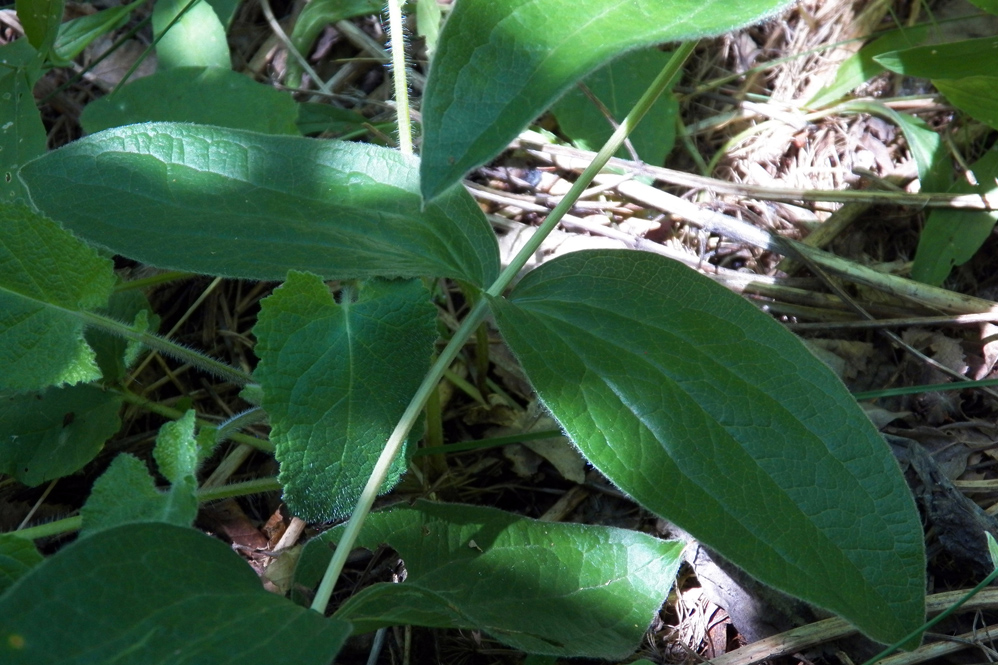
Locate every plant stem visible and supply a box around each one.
[9,477,282,540]
[78,310,253,386]
[308,41,696,614]
[386,0,413,155]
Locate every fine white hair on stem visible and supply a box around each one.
[384,0,414,155]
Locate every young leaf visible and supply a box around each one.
[19,123,500,286]
[488,250,925,646]
[286,0,384,87]
[81,67,301,135]
[152,0,231,69]
[253,274,437,521]
[0,204,114,392]
[0,535,42,595]
[51,0,142,65]
[152,409,200,484]
[419,0,794,200]
[0,523,350,664]
[0,384,122,486]
[79,453,198,535]
[911,145,998,285]
[552,48,678,164]
[1,42,46,203]
[295,501,684,659]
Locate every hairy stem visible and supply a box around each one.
[78,310,253,386]
[386,0,413,155]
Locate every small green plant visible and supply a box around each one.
[1,0,929,662]
[807,2,998,287]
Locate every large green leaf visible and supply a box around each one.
[911,145,998,285]
[419,0,794,200]
[552,47,678,164]
[296,501,683,659]
[0,523,350,664]
[152,0,231,69]
[0,42,45,203]
[487,250,925,646]
[0,204,114,392]
[0,384,122,486]
[81,67,300,135]
[0,535,42,596]
[19,123,500,286]
[253,274,437,521]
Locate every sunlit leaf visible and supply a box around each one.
[488,249,925,646]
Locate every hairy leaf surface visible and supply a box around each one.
[420,0,793,200]
[254,274,437,521]
[20,123,499,285]
[0,384,121,486]
[296,501,683,659]
[0,204,113,391]
[0,523,349,664]
[488,250,925,645]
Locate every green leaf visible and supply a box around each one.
[296,501,683,659]
[152,0,231,69]
[52,0,142,65]
[552,48,678,164]
[0,204,115,391]
[80,453,197,535]
[286,0,383,87]
[911,146,998,285]
[419,0,794,200]
[876,36,998,79]
[889,109,950,193]
[969,0,998,14]
[253,274,437,521]
[933,77,998,130]
[152,409,199,484]
[807,24,932,108]
[1,43,46,204]
[988,532,998,570]
[487,250,925,646]
[415,0,442,58]
[0,535,42,595]
[19,123,500,286]
[876,38,998,130]
[81,67,300,135]
[15,0,64,52]
[85,288,156,383]
[0,523,350,664]
[0,384,122,486]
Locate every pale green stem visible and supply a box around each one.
[309,41,696,614]
[386,0,413,155]
[10,477,282,540]
[78,310,253,386]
